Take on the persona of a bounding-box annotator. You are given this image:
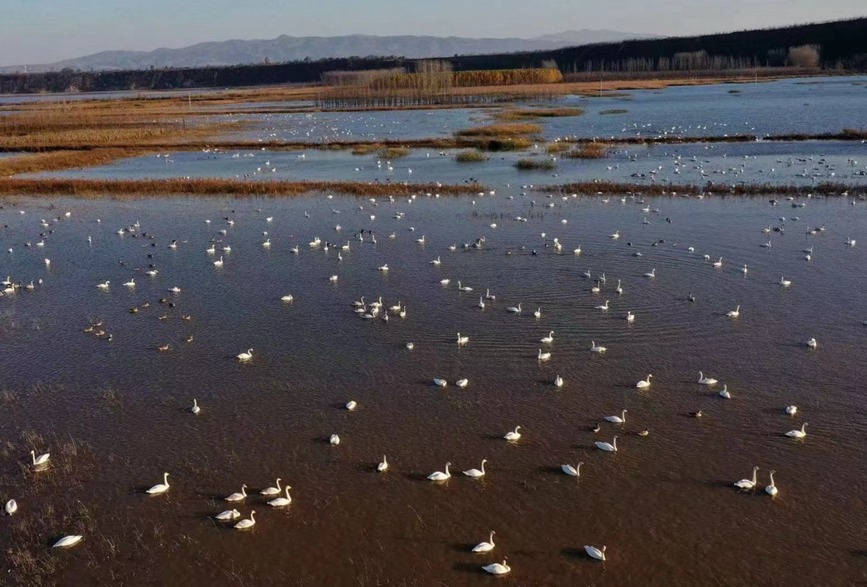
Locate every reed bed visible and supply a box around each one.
[454,123,542,137]
[546,142,573,154]
[454,150,489,163]
[495,107,584,121]
[515,158,557,171]
[565,142,611,159]
[378,147,411,159]
[0,149,151,176]
[549,180,861,197]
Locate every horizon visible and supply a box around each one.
[1,0,865,67]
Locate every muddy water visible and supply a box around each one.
[0,193,866,585]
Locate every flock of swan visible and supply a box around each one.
[0,188,857,581]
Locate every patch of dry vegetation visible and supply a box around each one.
[378,146,410,159]
[455,150,489,163]
[565,143,611,159]
[495,107,584,121]
[515,158,557,171]
[455,122,542,137]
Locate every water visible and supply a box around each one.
[1,193,866,585]
[35,141,867,187]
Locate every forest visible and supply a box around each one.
[0,17,864,94]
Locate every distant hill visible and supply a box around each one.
[0,30,655,73]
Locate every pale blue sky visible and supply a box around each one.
[1,0,864,66]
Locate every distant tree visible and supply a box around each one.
[788,44,821,68]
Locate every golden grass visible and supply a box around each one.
[495,107,584,121]
[455,150,489,163]
[515,158,556,170]
[0,149,150,176]
[351,143,383,155]
[0,178,486,198]
[546,142,572,154]
[565,142,611,159]
[455,123,542,137]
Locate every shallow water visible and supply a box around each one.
[0,193,866,585]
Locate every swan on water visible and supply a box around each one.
[378,455,388,472]
[765,471,779,497]
[786,423,808,438]
[260,478,282,496]
[636,374,652,389]
[595,436,618,452]
[605,409,626,424]
[234,511,256,530]
[698,372,718,385]
[584,545,606,561]
[482,559,511,575]
[463,459,487,478]
[428,462,451,481]
[473,531,496,553]
[503,426,521,441]
[268,486,293,507]
[147,472,170,495]
[734,467,759,491]
[225,484,248,502]
[561,461,583,477]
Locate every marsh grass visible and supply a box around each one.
[455,123,542,137]
[495,107,584,121]
[565,142,611,159]
[515,158,557,171]
[599,109,629,115]
[378,147,410,159]
[546,142,572,154]
[455,150,489,163]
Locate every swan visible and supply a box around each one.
[463,459,487,478]
[345,400,357,411]
[260,478,282,496]
[591,281,601,294]
[595,300,609,311]
[53,535,83,548]
[583,269,592,279]
[215,509,240,521]
[504,426,521,441]
[482,559,511,575]
[433,378,448,387]
[191,399,201,414]
[97,281,110,290]
[561,461,583,477]
[538,349,551,361]
[485,289,496,300]
[554,374,564,387]
[237,348,253,362]
[430,256,441,266]
[785,405,797,416]
[268,486,292,507]
[740,264,748,274]
[30,450,50,467]
[698,371,718,385]
[478,297,485,309]
[457,332,469,346]
[727,305,740,318]
[595,436,618,452]
[780,276,792,287]
[206,245,216,255]
[225,484,248,502]
[428,462,451,481]
[636,374,652,389]
[5,499,17,515]
[713,257,723,268]
[234,510,256,530]
[455,378,468,388]
[626,311,635,323]
[406,342,414,350]
[573,245,582,255]
[734,466,759,491]
[506,303,522,314]
[644,268,656,278]
[377,455,388,472]
[281,294,294,303]
[458,281,473,292]
[616,279,623,295]
[147,472,170,495]
[807,338,817,349]
[123,279,135,288]
[472,531,496,553]
[541,331,554,344]
[591,341,607,353]
[605,409,626,424]
[378,264,389,272]
[765,471,779,497]
[718,385,731,399]
[533,307,542,318]
[610,230,621,239]
[329,275,338,283]
[786,423,808,438]
[585,545,606,561]
[330,434,340,445]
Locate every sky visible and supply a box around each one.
[1,0,865,66]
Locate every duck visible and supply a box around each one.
[225,484,248,502]
[427,462,451,481]
[463,459,487,479]
[503,426,521,441]
[786,423,808,438]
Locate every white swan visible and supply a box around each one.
[605,409,627,424]
[191,399,201,414]
[433,378,447,387]
[234,510,256,530]
[718,385,731,399]
[147,472,170,495]
[456,332,469,346]
[595,436,618,452]
[506,303,522,314]
[561,461,583,477]
[591,341,607,353]
[541,331,554,344]
[584,545,606,561]
[225,484,248,502]
[595,300,610,311]
[698,371,718,385]
[281,294,294,303]
[780,276,792,287]
[554,374,564,387]
[727,305,740,318]
[616,279,623,295]
[463,459,487,478]
[406,342,414,350]
[214,509,240,521]
[377,455,388,472]
[636,374,652,389]
[330,434,340,445]
[123,279,135,288]
[53,535,83,548]
[96,281,110,290]
[504,426,521,441]
[765,471,779,497]
[713,257,723,268]
[30,450,50,467]
[236,348,253,362]
[734,466,759,490]
[482,559,510,575]
[533,307,542,318]
[455,378,468,388]
[538,349,551,361]
[740,264,748,274]
[785,405,797,416]
[591,281,601,294]
[428,462,451,481]
[268,486,292,507]
[5,499,17,515]
[644,268,656,278]
[260,478,282,496]
[472,531,496,553]
[807,338,817,349]
[345,400,358,411]
[478,297,485,309]
[786,423,808,438]
[626,311,635,323]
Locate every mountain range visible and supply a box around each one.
[1,30,655,73]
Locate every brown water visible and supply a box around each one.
[1,194,866,586]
